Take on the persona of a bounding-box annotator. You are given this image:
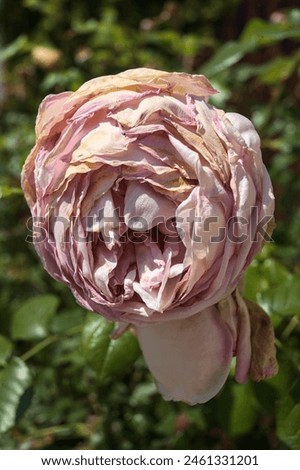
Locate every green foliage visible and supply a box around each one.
[0,0,300,451]
[277,397,300,450]
[241,15,300,45]
[12,295,59,340]
[0,358,31,434]
[82,314,140,381]
[0,335,13,366]
[201,41,256,77]
[229,383,258,437]
[244,250,300,318]
[0,185,23,199]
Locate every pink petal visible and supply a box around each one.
[136,306,234,405]
[234,290,252,384]
[135,239,165,291]
[218,291,252,385]
[124,181,175,230]
[36,92,73,138]
[118,68,218,98]
[111,95,196,128]
[226,112,261,155]
[71,121,132,163]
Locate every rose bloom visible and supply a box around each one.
[22,68,278,404]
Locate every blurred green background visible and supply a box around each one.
[0,0,300,450]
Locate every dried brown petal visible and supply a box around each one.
[244,297,278,381]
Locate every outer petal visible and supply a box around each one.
[136,306,234,405]
[226,112,261,154]
[218,291,252,384]
[245,298,278,380]
[232,290,252,384]
[35,92,73,138]
[118,68,218,98]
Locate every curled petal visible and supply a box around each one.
[118,68,218,97]
[226,112,261,155]
[36,91,73,138]
[232,290,252,384]
[244,298,279,380]
[217,290,252,384]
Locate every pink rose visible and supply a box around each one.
[22,68,278,404]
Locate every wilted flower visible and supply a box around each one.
[22,68,278,404]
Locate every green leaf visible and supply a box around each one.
[201,40,256,77]
[209,79,231,107]
[81,314,140,381]
[81,315,114,373]
[72,18,99,34]
[260,275,300,317]
[243,258,299,318]
[277,397,300,449]
[156,412,177,436]
[102,328,140,379]
[0,358,31,434]
[129,383,157,407]
[241,18,300,46]
[41,68,83,92]
[229,383,258,436]
[288,9,300,24]
[257,54,299,85]
[0,35,30,61]
[50,308,84,334]
[259,258,291,286]
[11,295,59,340]
[253,381,279,414]
[0,185,23,199]
[0,335,13,366]
[243,262,266,302]
[15,387,33,423]
[181,405,206,430]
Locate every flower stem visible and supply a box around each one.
[20,324,82,362]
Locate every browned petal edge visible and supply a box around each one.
[264,216,276,245]
[242,295,279,381]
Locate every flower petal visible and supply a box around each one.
[245,298,278,381]
[226,112,261,155]
[136,306,234,404]
[124,181,176,230]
